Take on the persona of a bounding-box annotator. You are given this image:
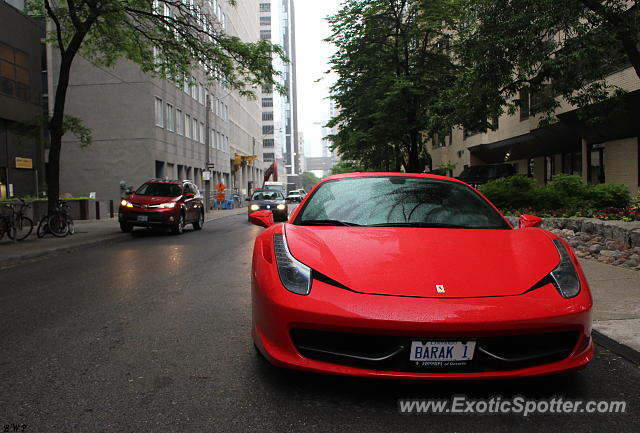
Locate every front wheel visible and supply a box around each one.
[9,216,33,241]
[37,215,49,238]
[192,211,204,230]
[48,214,69,237]
[172,213,185,235]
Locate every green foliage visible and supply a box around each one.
[589,182,631,209]
[326,0,459,172]
[449,0,640,131]
[480,176,539,209]
[301,172,321,191]
[481,174,631,211]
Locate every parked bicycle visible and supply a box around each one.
[0,198,34,242]
[37,200,75,238]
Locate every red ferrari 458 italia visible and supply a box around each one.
[249,173,593,379]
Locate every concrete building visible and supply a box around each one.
[429,66,640,195]
[0,0,45,200]
[259,0,278,184]
[279,0,300,187]
[51,0,265,204]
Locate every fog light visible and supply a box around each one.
[169,216,174,222]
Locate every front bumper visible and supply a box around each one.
[118,206,179,227]
[252,260,593,379]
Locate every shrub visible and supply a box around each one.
[545,174,590,209]
[480,176,539,209]
[589,182,631,209]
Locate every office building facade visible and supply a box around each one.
[51,0,265,203]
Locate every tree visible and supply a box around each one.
[26,0,285,211]
[301,171,321,191]
[326,0,459,173]
[450,0,639,131]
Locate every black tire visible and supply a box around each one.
[172,212,185,234]
[120,222,133,233]
[37,215,49,238]
[9,216,33,241]
[48,213,69,237]
[67,217,75,235]
[192,211,204,230]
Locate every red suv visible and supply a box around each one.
[119,179,205,234]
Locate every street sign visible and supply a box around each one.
[202,171,211,181]
[206,163,215,169]
[15,157,32,169]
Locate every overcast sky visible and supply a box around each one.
[293,0,342,158]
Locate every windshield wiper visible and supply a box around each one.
[300,219,361,227]
[367,222,467,228]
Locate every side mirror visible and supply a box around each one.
[519,214,542,229]
[125,187,134,195]
[249,210,274,228]
[245,197,250,201]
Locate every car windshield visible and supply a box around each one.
[136,182,183,197]
[252,191,284,201]
[295,176,510,229]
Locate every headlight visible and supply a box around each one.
[273,233,311,295]
[158,202,176,208]
[277,204,286,210]
[250,204,260,211]
[120,199,133,208]
[549,239,580,298]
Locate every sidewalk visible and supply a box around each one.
[580,258,640,362]
[1,216,638,363]
[0,207,246,269]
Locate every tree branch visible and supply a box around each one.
[45,0,66,55]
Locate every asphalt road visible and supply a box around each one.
[1,213,638,433]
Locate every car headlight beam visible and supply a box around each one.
[250,204,259,211]
[550,239,581,298]
[273,232,311,295]
[277,204,286,210]
[120,199,133,208]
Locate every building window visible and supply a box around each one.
[263,138,274,147]
[0,42,30,101]
[262,85,273,94]
[527,158,534,177]
[260,16,271,26]
[166,103,175,131]
[200,122,205,144]
[519,88,530,121]
[259,3,271,12]
[262,97,273,107]
[588,143,605,184]
[176,109,184,135]
[544,155,554,184]
[155,97,164,127]
[260,30,271,40]
[262,111,274,121]
[264,152,275,161]
[199,83,205,104]
[262,124,274,135]
[193,117,199,142]
[185,114,192,138]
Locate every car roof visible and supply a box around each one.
[320,172,467,185]
[145,179,187,184]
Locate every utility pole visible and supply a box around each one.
[205,94,212,211]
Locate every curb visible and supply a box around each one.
[1,209,246,270]
[0,234,126,270]
[592,330,640,366]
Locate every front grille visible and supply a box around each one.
[124,211,165,223]
[290,329,579,373]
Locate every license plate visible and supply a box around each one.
[137,215,148,222]
[410,341,475,363]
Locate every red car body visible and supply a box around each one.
[250,173,593,379]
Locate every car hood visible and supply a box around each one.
[252,200,285,205]
[129,194,180,205]
[285,225,559,298]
